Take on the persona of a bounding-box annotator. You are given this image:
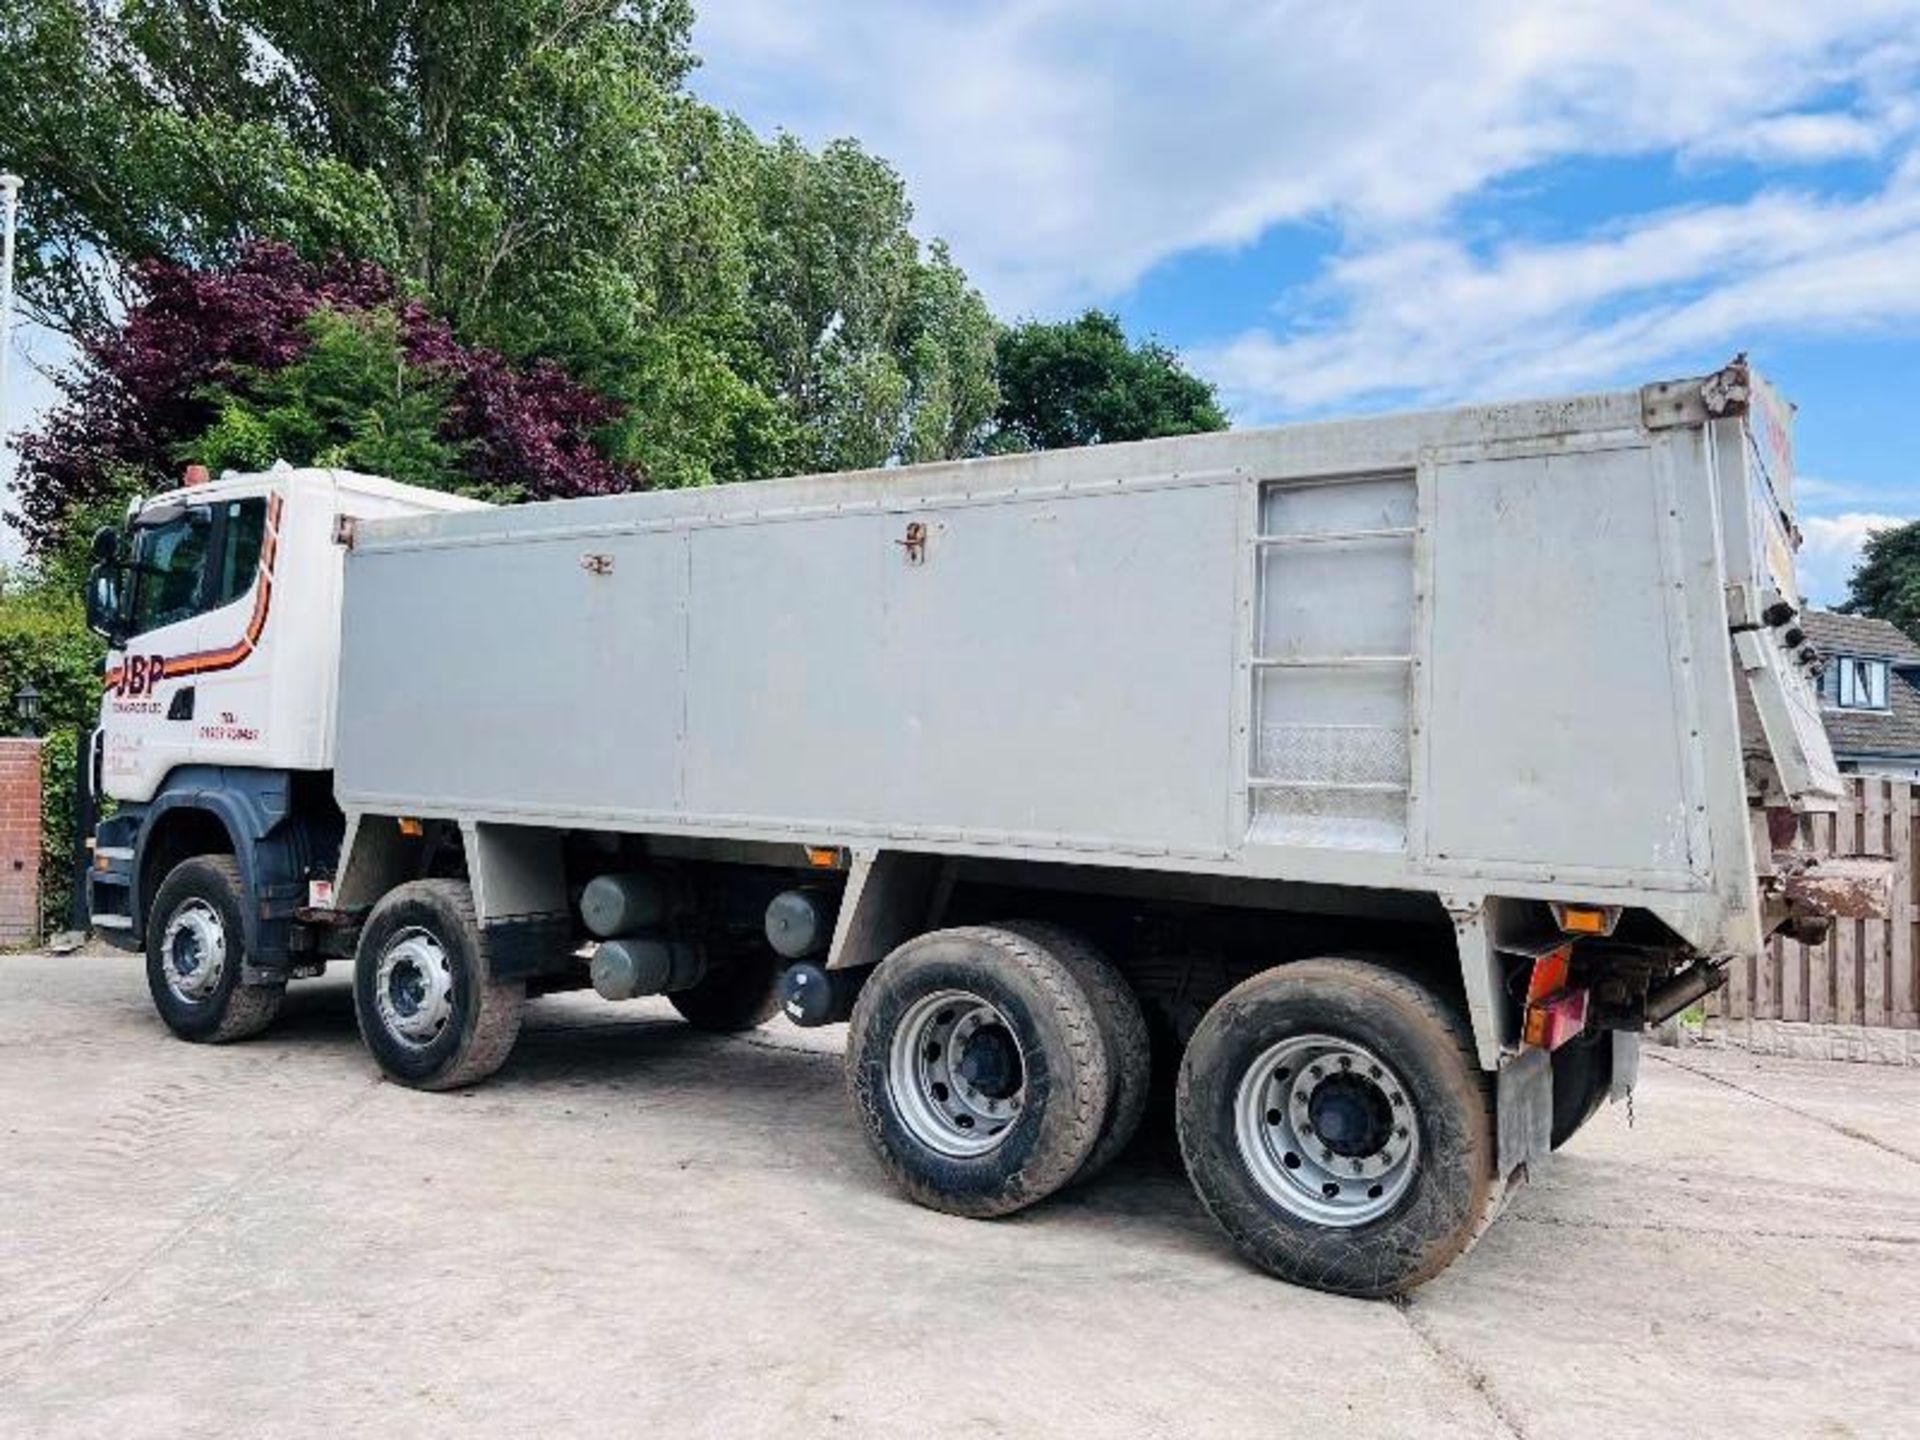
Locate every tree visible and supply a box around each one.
[0,1,1001,509]
[991,310,1227,452]
[15,243,635,549]
[742,137,998,473]
[0,514,115,933]
[1839,521,1920,643]
[0,0,696,340]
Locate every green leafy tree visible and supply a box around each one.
[189,308,468,493]
[0,532,112,936]
[0,0,695,340]
[743,137,998,473]
[991,310,1227,453]
[1839,521,1920,642]
[0,2,1000,493]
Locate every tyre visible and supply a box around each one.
[669,944,783,1032]
[145,855,284,1043]
[1549,1029,1612,1149]
[846,925,1110,1218]
[352,880,525,1091]
[1176,958,1495,1297]
[1002,921,1151,1184]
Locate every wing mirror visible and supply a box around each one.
[84,563,127,647]
[90,525,121,564]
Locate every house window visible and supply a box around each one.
[1837,656,1890,711]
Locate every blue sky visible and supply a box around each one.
[690,0,1920,603]
[5,1,1919,600]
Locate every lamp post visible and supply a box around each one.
[13,680,40,738]
[0,174,18,451]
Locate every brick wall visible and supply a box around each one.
[0,740,44,947]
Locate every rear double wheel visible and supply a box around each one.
[1176,958,1496,1297]
[846,925,1114,1217]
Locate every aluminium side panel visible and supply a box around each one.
[336,526,686,817]
[1416,435,1705,886]
[682,482,1240,854]
[337,479,1242,859]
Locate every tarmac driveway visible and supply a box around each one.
[2,952,1916,1439]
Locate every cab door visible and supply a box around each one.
[180,493,277,768]
[103,500,214,802]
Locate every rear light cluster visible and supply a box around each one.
[1522,943,1591,1052]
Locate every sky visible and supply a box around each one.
[689,0,1920,604]
[4,1,1920,601]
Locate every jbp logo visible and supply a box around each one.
[114,655,167,697]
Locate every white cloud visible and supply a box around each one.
[694,0,1920,315]
[1687,110,1889,165]
[1799,512,1906,604]
[1196,171,1920,417]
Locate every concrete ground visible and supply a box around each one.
[2,952,1916,1440]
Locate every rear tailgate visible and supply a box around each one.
[1711,362,1843,807]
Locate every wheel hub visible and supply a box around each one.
[953,1020,1022,1100]
[1233,1034,1419,1227]
[374,929,456,1046]
[888,989,1027,1157]
[1307,1073,1393,1158]
[160,899,227,1003]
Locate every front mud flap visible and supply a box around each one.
[1496,1046,1552,1178]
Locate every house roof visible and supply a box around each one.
[1802,611,1920,758]
[1801,611,1920,666]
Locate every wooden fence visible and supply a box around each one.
[1708,777,1920,1030]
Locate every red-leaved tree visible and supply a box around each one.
[13,243,637,552]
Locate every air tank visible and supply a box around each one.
[580,872,671,939]
[764,888,834,959]
[590,936,706,1001]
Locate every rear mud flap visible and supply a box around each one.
[1496,1046,1553,1178]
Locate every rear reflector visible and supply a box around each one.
[1550,901,1621,937]
[1525,944,1572,1004]
[1523,987,1591,1051]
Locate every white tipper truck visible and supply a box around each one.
[80,357,1854,1296]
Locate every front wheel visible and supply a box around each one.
[353,880,525,1090]
[145,855,283,1043]
[1176,958,1495,1297]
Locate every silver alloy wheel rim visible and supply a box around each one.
[888,988,1026,1157]
[375,927,457,1047]
[161,898,228,1004]
[1233,1033,1420,1228]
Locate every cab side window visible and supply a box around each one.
[129,506,214,636]
[209,499,267,609]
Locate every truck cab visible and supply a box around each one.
[83,467,483,1000]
